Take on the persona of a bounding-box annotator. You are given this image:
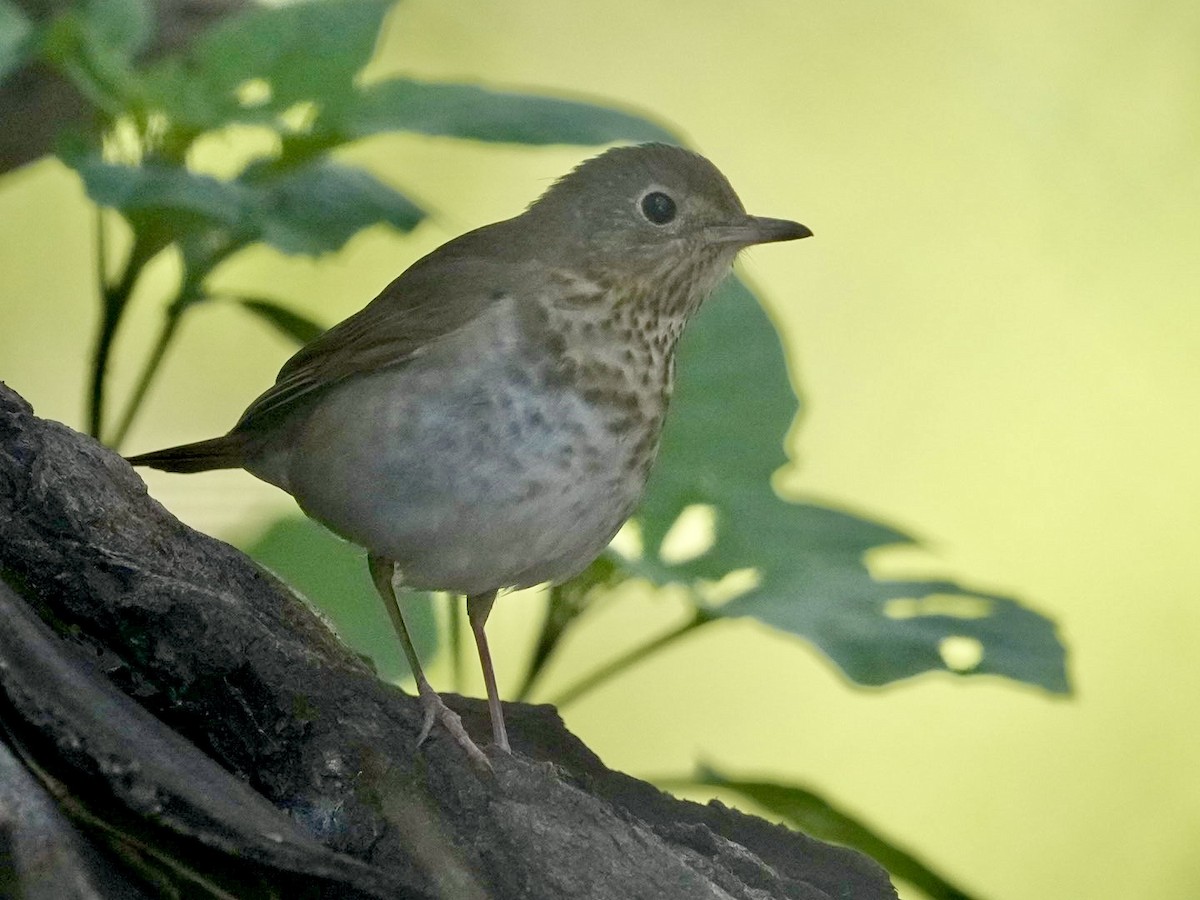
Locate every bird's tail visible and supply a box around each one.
[126,434,250,473]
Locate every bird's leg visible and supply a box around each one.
[367,554,489,769]
[466,590,510,752]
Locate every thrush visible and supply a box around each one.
[128,143,811,767]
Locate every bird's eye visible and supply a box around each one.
[640,191,677,225]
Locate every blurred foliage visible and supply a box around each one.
[689,765,977,900]
[0,0,1069,892]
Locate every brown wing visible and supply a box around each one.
[232,231,524,433]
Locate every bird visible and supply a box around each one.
[128,143,811,766]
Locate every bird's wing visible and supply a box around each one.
[233,247,522,432]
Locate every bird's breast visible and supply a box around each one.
[279,297,674,595]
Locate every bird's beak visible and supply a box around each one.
[707,216,813,246]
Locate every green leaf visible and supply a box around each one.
[236,298,325,345]
[693,765,980,900]
[33,0,150,94]
[0,0,34,83]
[630,277,1069,692]
[70,154,255,224]
[81,0,152,57]
[136,1,681,161]
[143,0,394,132]
[65,152,424,260]
[342,78,678,145]
[38,9,141,114]
[244,515,438,682]
[250,159,423,255]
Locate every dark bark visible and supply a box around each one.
[0,382,897,899]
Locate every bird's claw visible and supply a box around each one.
[415,689,491,771]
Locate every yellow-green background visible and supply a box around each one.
[2,2,1197,898]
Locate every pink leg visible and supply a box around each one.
[368,555,489,769]
[467,590,510,752]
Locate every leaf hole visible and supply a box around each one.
[609,520,643,560]
[884,593,993,620]
[658,503,717,565]
[235,78,273,108]
[102,119,144,164]
[278,101,319,133]
[697,567,761,605]
[938,636,984,672]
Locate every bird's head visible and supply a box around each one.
[525,143,811,297]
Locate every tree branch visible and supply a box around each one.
[0,382,896,900]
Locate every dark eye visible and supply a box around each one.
[640,191,677,225]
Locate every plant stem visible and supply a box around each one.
[87,228,150,441]
[514,557,623,702]
[513,585,562,703]
[87,209,109,437]
[546,611,709,709]
[108,307,183,450]
[107,238,241,449]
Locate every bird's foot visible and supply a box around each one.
[415,688,492,771]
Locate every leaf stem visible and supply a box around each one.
[513,584,563,703]
[514,557,623,702]
[87,228,151,440]
[107,236,244,449]
[107,304,184,450]
[87,208,109,437]
[546,610,709,709]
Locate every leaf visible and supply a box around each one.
[244,515,438,683]
[694,765,980,900]
[342,78,678,145]
[37,9,142,114]
[80,0,152,58]
[70,154,255,225]
[0,0,34,84]
[250,159,424,255]
[143,0,394,132]
[65,152,424,260]
[629,277,1069,692]
[236,298,325,345]
[126,0,678,153]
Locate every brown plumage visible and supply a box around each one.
[129,143,811,766]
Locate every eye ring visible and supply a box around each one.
[640,191,677,225]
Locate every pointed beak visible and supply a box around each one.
[706,215,813,247]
